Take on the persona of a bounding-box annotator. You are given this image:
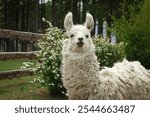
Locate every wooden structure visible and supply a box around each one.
[0,29,44,42]
[0,69,33,80]
[0,29,45,52]
[0,51,37,60]
[0,29,44,80]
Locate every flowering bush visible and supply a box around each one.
[94,37,126,68]
[34,20,66,95]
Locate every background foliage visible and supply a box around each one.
[0,0,144,52]
[113,0,150,68]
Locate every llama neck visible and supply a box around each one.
[62,51,100,99]
[63,51,100,80]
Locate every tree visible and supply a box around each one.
[114,0,150,68]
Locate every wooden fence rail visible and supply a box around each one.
[0,51,37,60]
[0,29,44,41]
[0,69,33,80]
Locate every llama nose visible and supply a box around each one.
[78,37,83,41]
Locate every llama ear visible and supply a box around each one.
[84,13,94,31]
[64,12,73,31]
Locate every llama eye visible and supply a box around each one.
[70,34,74,38]
[85,35,89,38]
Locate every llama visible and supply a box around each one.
[62,12,150,100]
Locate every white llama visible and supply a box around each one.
[62,12,150,100]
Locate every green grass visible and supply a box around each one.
[0,60,23,71]
[0,76,67,100]
[0,60,35,71]
[0,60,67,100]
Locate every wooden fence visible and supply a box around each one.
[0,69,33,80]
[0,29,44,42]
[0,29,44,52]
[0,51,37,60]
[0,29,44,80]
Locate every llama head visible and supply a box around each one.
[64,12,95,53]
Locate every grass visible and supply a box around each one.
[0,60,67,100]
[0,76,67,100]
[0,60,35,71]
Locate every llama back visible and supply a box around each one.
[97,59,150,99]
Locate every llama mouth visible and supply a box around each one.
[76,42,84,47]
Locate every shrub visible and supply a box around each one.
[94,37,126,68]
[34,20,66,95]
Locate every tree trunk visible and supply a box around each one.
[65,0,71,13]
[52,0,56,25]
[4,0,7,28]
[73,0,78,24]
[35,0,39,32]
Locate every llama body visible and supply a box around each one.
[62,12,150,99]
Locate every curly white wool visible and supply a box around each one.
[62,12,150,100]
